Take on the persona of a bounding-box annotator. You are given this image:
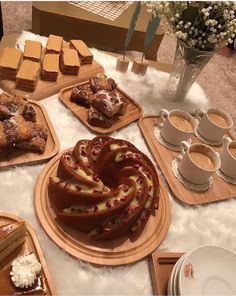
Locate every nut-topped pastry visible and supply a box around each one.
[0,47,22,81]
[46,34,63,54]
[89,74,117,93]
[70,84,94,108]
[70,39,93,65]
[23,40,42,62]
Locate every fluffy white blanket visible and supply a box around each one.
[1,31,235,295]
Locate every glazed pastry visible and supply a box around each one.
[70,39,93,65]
[0,222,26,263]
[16,60,40,92]
[23,40,42,62]
[0,47,22,80]
[49,136,159,240]
[46,34,63,54]
[60,48,80,75]
[41,54,59,82]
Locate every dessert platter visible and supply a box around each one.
[59,74,143,133]
[139,111,236,205]
[0,212,56,295]
[34,136,171,265]
[0,91,59,168]
[0,35,104,101]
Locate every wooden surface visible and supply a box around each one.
[59,82,143,134]
[0,212,57,295]
[0,100,59,169]
[149,252,184,295]
[32,2,164,60]
[0,60,104,101]
[139,115,236,205]
[34,149,171,266]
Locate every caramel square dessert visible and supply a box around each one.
[16,60,40,92]
[60,48,80,75]
[46,34,63,54]
[0,47,22,80]
[70,39,93,65]
[23,40,42,62]
[41,54,59,82]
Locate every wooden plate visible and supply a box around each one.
[0,212,57,295]
[149,252,184,295]
[0,60,104,101]
[34,150,171,266]
[0,100,59,169]
[59,82,143,134]
[139,115,236,205]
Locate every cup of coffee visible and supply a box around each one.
[179,141,221,184]
[196,108,233,142]
[159,109,197,146]
[220,138,236,179]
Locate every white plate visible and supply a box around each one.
[167,255,186,296]
[172,254,186,295]
[179,246,236,295]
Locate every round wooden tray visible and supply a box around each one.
[34,150,171,266]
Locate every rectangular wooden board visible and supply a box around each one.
[139,115,236,205]
[149,252,184,296]
[0,100,59,168]
[59,82,143,134]
[0,212,57,295]
[0,60,104,101]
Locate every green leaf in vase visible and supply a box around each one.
[181,6,199,23]
[124,1,141,53]
[144,15,161,50]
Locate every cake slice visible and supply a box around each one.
[0,222,27,263]
[60,48,80,75]
[88,108,114,128]
[41,54,59,81]
[70,39,93,65]
[16,60,40,92]
[23,40,42,62]
[0,47,22,81]
[46,34,63,54]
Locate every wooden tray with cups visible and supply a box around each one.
[149,246,236,295]
[139,108,236,205]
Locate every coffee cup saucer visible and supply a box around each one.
[194,129,222,146]
[216,169,236,185]
[172,156,213,192]
[154,123,192,152]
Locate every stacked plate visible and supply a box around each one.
[168,246,236,295]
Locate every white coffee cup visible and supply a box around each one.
[220,138,236,179]
[179,141,221,184]
[159,109,197,146]
[196,108,233,142]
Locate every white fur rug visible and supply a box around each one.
[1,31,236,295]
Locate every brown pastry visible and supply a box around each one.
[46,34,63,54]
[70,39,93,65]
[89,74,117,93]
[60,48,80,75]
[0,92,36,122]
[0,47,22,80]
[41,54,59,81]
[88,108,113,128]
[16,60,40,92]
[70,84,94,108]
[23,40,42,62]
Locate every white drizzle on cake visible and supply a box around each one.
[10,253,41,288]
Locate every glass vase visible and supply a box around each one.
[166,40,214,101]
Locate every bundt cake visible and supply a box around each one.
[49,136,160,240]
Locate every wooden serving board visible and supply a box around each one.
[34,149,171,266]
[0,60,104,101]
[149,252,184,295]
[139,115,236,205]
[0,212,57,295]
[59,82,143,134]
[0,100,59,169]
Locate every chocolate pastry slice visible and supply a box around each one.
[70,85,93,108]
[89,74,117,93]
[88,108,113,128]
